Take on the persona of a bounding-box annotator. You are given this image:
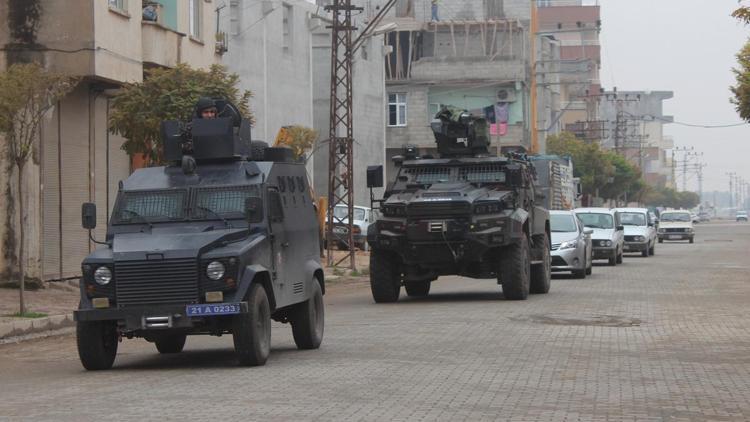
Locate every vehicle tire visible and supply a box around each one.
[404,281,431,297]
[585,264,592,276]
[649,243,655,256]
[155,334,187,354]
[616,249,623,264]
[232,283,271,366]
[370,249,401,303]
[608,254,617,266]
[76,320,118,371]
[249,141,268,161]
[689,237,694,244]
[500,234,530,300]
[530,234,551,294]
[585,249,593,275]
[641,249,649,258]
[572,268,586,279]
[658,238,663,244]
[290,278,325,350]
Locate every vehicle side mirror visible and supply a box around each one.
[617,225,624,231]
[367,165,384,188]
[245,197,264,224]
[648,222,654,227]
[583,229,593,235]
[82,203,97,230]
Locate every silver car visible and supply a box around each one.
[574,208,625,266]
[550,210,593,278]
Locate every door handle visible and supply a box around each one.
[281,242,290,248]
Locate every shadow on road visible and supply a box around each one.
[112,345,308,371]
[400,290,504,304]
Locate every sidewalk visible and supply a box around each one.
[0,250,370,341]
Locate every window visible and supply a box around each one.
[551,214,578,233]
[268,189,284,222]
[192,186,260,219]
[620,212,647,226]
[283,4,293,52]
[189,0,202,39]
[113,190,188,224]
[576,213,614,230]
[388,93,407,127]
[109,0,128,12]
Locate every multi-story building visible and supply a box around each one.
[537,0,602,141]
[223,0,387,208]
[599,90,675,188]
[0,0,221,281]
[379,0,560,179]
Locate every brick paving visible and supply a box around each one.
[0,222,749,421]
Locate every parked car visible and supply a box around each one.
[327,205,376,250]
[690,212,700,224]
[698,211,711,222]
[614,207,657,257]
[574,208,625,266]
[657,210,695,243]
[737,210,749,222]
[550,210,593,278]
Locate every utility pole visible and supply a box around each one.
[728,172,735,209]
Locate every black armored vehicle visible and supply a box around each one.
[74,101,324,369]
[366,106,550,302]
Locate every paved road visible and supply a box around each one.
[1,222,749,421]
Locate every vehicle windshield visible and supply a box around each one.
[620,212,647,226]
[113,185,261,225]
[113,190,188,224]
[576,212,614,229]
[402,164,507,185]
[660,212,691,222]
[550,214,578,233]
[334,206,366,221]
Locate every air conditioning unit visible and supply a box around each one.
[496,89,516,102]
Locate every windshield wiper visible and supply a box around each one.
[195,206,233,229]
[120,209,154,231]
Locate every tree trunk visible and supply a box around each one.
[17,163,25,315]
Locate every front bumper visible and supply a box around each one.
[74,302,249,332]
[369,230,511,265]
[551,248,585,272]
[592,247,616,260]
[658,233,692,241]
[623,242,648,252]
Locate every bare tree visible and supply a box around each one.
[0,63,77,314]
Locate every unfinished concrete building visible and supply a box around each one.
[379,0,560,178]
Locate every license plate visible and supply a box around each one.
[186,303,242,317]
[668,235,682,240]
[333,227,347,234]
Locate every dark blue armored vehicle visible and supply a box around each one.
[366,107,550,302]
[74,102,324,369]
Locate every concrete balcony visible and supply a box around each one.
[409,57,525,82]
[141,21,183,68]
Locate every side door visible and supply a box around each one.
[267,187,288,287]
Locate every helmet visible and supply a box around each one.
[195,97,217,117]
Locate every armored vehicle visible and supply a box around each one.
[366,107,550,302]
[74,101,324,369]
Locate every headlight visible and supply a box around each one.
[206,261,226,281]
[559,240,578,250]
[382,204,407,217]
[658,228,665,233]
[687,228,694,233]
[601,240,612,247]
[94,266,112,286]
[635,236,646,242]
[472,218,504,231]
[474,202,502,215]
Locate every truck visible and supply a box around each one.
[366,106,551,302]
[74,101,324,369]
[530,155,581,210]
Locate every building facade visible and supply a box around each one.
[380,0,560,178]
[0,0,220,281]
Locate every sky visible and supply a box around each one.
[599,0,750,193]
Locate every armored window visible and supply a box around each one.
[388,93,407,127]
[459,165,507,184]
[268,189,284,222]
[113,189,187,224]
[296,176,305,193]
[277,176,287,192]
[404,167,451,184]
[192,186,261,219]
[287,176,296,193]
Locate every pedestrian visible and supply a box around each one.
[431,0,440,22]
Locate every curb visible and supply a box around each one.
[0,313,75,341]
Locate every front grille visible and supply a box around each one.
[664,228,687,233]
[595,240,609,247]
[408,201,470,217]
[551,256,568,266]
[625,236,638,242]
[115,258,199,307]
